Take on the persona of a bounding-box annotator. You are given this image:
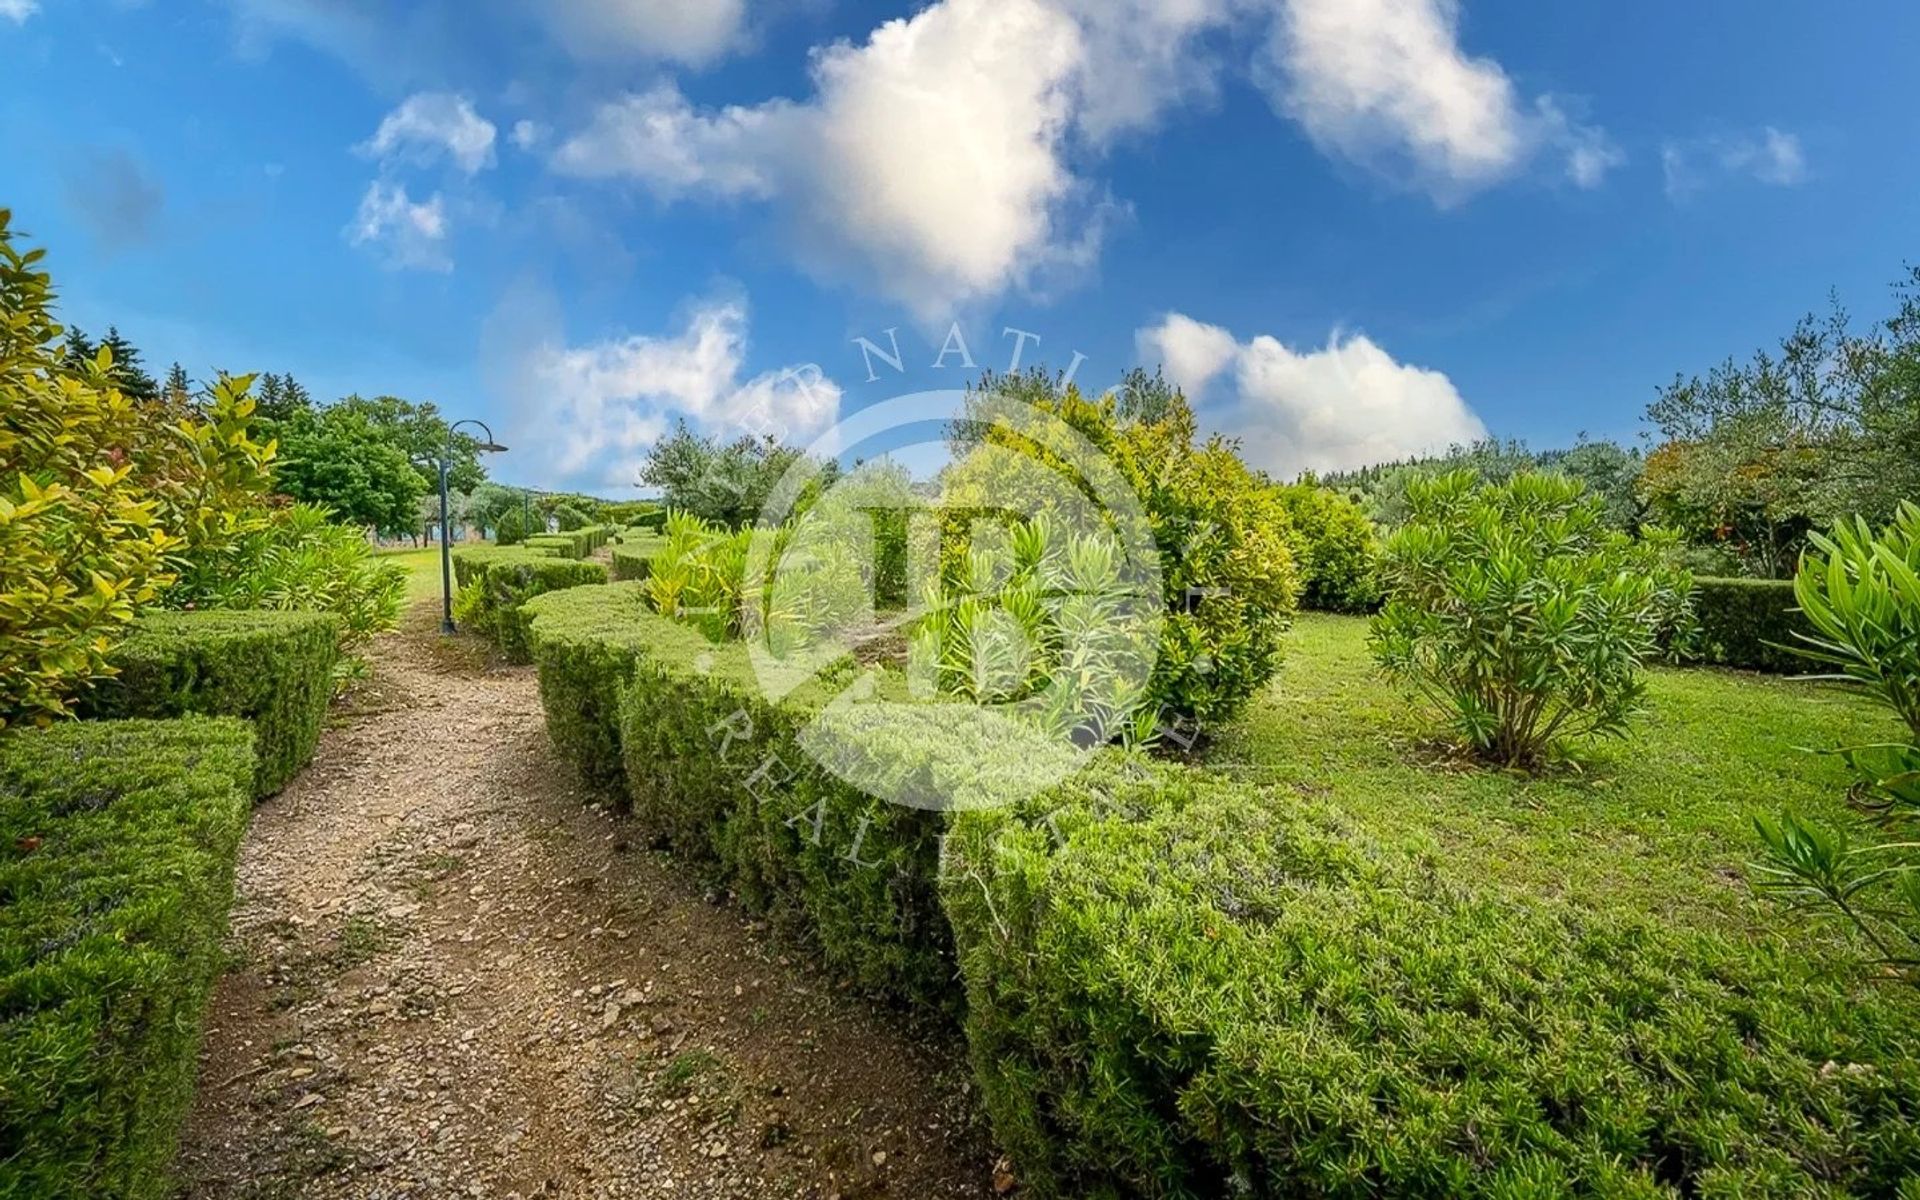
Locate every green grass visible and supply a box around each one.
[1204,612,1901,932]
[375,545,455,603]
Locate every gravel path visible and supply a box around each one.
[175,609,998,1199]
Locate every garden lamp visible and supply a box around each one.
[440,419,507,635]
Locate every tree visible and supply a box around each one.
[274,404,427,536]
[255,372,314,423]
[640,421,835,528]
[99,326,159,402]
[163,362,192,404]
[1646,270,1920,573]
[331,394,487,493]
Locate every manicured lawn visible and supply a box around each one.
[1205,613,1904,939]
[376,545,458,604]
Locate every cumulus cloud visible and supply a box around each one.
[1662,126,1807,200]
[1258,0,1616,200]
[345,182,451,271]
[500,296,843,490]
[1138,312,1486,476]
[509,119,549,151]
[361,92,497,174]
[1,0,39,25]
[536,0,748,66]
[553,0,1143,318]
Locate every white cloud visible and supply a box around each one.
[556,0,1111,320]
[345,182,451,272]
[509,119,549,151]
[536,0,748,66]
[361,92,497,175]
[1,0,39,25]
[506,297,843,490]
[1258,0,1614,200]
[1663,126,1807,200]
[1138,313,1485,476]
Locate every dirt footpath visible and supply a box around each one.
[175,610,996,1199]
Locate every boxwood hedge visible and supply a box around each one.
[520,584,1920,1196]
[611,534,668,582]
[1688,577,1811,673]
[523,526,608,560]
[77,610,337,797]
[0,717,256,1200]
[944,776,1920,1197]
[452,546,607,663]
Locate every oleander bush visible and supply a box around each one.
[1755,501,1920,985]
[942,761,1920,1198]
[1372,471,1695,767]
[76,609,338,797]
[1688,576,1807,672]
[0,716,256,1200]
[1273,481,1381,613]
[452,545,607,662]
[642,513,751,640]
[168,503,407,672]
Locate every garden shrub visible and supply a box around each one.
[0,716,256,1199]
[0,211,175,727]
[1372,471,1695,767]
[76,610,338,797]
[1688,577,1808,672]
[553,503,592,532]
[942,768,1920,1198]
[947,370,1301,726]
[524,525,607,560]
[451,545,606,662]
[1272,482,1382,613]
[611,535,668,582]
[1754,501,1920,986]
[642,513,750,641]
[167,503,407,671]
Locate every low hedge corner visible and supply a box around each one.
[78,609,338,797]
[0,717,256,1199]
[1688,576,1812,673]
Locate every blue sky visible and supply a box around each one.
[4,0,1916,494]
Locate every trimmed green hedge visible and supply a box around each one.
[522,584,960,1008]
[1688,577,1811,673]
[453,546,607,663]
[78,610,337,797]
[520,584,1920,1196]
[610,535,668,582]
[0,717,256,1200]
[944,771,1920,1198]
[523,525,608,560]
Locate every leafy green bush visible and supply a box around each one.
[168,503,406,672]
[0,716,256,1199]
[1755,502,1920,985]
[642,513,750,640]
[553,503,592,532]
[1,211,176,727]
[451,545,606,662]
[943,764,1920,1198]
[1372,471,1695,767]
[1273,482,1382,613]
[523,526,606,560]
[76,610,338,797]
[1688,577,1808,672]
[948,371,1301,726]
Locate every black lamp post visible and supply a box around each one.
[438,419,508,635]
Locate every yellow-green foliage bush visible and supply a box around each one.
[642,513,750,641]
[945,371,1300,726]
[1273,481,1382,613]
[77,610,338,797]
[0,210,175,727]
[0,717,256,1199]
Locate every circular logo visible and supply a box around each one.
[741,387,1164,811]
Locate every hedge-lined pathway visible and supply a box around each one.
[176,606,998,1199]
